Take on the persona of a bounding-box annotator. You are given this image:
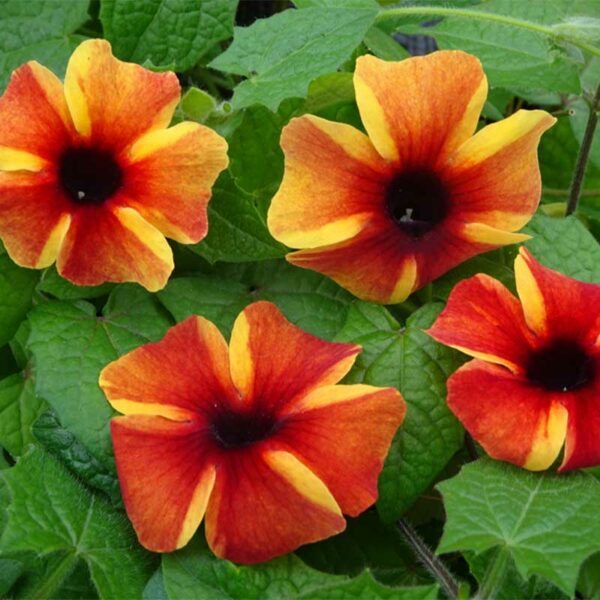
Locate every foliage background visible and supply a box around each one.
[0,0,600,598]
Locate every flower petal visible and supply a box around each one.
[448,360,567,470]
[427,273,535,372]
[287,221,419,304]
[205,447,345,564]
[124,121,229,244]
[353,51,487,165]
[560,369,600,471]
[111,416,216,552]
[100,316,238,420]
[64,39,180,151]
[228,301,360,410]
[515,247,600,345]
[56,205,173,291]
[0,62,75,169]
[0,171,71,268]
[268,115,391,248]
[276,384,405,515]
[444,110,556,232]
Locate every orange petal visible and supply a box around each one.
[111,416,216,552]
[124,121,229,244]
[277,384,405,515]
[228,301,360,409]
[0,171,71,268]
[0,62,75,169]
[444,110,556,233]
[56,204,173,291]
[205,446,345,564]
[100,316,238,420]
[448,361,567,471]
[64,39,180,152]
[427,273,535,372]
[353,51,487,165]
[560,369,600,471]
[515,247,600,345]
[268,115,391,248]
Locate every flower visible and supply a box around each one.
[267,51,555,304]
[0,39,228,291]
[99,301,405,563]
[428,247,600,472]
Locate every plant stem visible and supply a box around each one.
[476,546,510,599]
[396,518,459,599]
[566,83,600,216]
[375,6,600,58]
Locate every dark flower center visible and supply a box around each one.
[59,147,123,204]
[526,339,594,392]
[211,409,280,450]
[385,170,449,237]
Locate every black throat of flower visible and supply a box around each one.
[59,147,123,204]
[526,339,594,392]
[210,408,280,450]
[385,169,449,237]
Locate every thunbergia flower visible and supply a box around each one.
[428,248,600,472]
[99,301,405,563]
[0,39,228,291]
[268,51,555,304]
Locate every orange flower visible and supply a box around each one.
[99,301,405,563]
[0,39,227,291]
[428,248,600,472]
[268,51,555,304]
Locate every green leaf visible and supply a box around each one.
[143,569,169,600]
[38,268,114,300]
[466,548,567,600]
[0,0,89,91]
[100,0,238,70]
[363,26,409,60]
[210,6,377,110]
[158,259,353,338]
[579,553,600,599]
[27,285,172,469]
[180,87,217,122]
[192,173,287,263]
[336,302,464,522]
[391,0,583,93]
[297,512,431,587]
[0,558,22,596]
[0,374,47,457]
[32,410,121,504]
[0,244,39,347]
[438,458,600,595]
[0,447,155,599]
[524,214,600,283]
[161,535,437,599]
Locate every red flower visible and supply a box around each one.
[0,39,228,290]
[268,51,555,304]
[99,301,405,563]
[428,248,600,472]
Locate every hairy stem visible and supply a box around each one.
[396,518,459,599]
[375,6,600,58]
[566,83,600,216]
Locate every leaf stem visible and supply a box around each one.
[396,518,459,599]
[566,83,600,216]
[27,551,78,600]
[476,546,510,599]
[375,6,600,57]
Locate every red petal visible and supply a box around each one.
[277,384,405,515]
[428,273,535,372]
[111,416,216,552]
[100,316,239,420]
[448,360,567,470]
[205,446,345,564]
